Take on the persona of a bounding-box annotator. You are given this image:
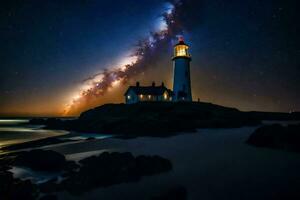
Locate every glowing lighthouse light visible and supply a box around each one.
[174,36,191,57]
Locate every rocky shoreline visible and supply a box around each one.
[29,102,266,137]
[0,149,173,200]
[29,102,300,138]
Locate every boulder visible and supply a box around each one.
[12,179,39,200]
[14,149,67,171]
[39,178,62,194]
[60,152,172,195]
[0,171,14,194]
[136,155,172,175]
[247,123,300,152]
[0,171,38,200]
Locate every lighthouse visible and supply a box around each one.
[172,36,192,101]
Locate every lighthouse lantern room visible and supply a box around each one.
[174,37,191,58]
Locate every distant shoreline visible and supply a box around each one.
[26,102,299,137]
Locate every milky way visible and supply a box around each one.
[63,0,186,115]
[2,0,298,117]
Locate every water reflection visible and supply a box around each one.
[0,127,42,132]
[0,119,68,149]
[10,166,62,184]
[0,119,29,126]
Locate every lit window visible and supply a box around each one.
[164,93,168,100]
[139,94,143,99]
[148,95,151,99]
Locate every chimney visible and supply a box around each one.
[152,81,155,87]
[136,81,140,87]
[161,82,165,87]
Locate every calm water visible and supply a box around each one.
[0,119,68,149]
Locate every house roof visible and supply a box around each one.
[124,85,174,96]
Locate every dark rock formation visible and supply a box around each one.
[63,160,80,173]
[1,150,172,198]
[135,155,173,175]
[28,118,66,128]
[39,178,62,194]
[247,123,300,152]
[59,152,172,195]
[0,170,38,200]
[14,149,67,171]
[44,102,264,137]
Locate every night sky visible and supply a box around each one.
[0,0,299,117]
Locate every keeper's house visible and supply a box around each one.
[124,82,173,104]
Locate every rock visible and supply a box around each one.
[63,160,80,172]
[247,123,300,152]
[0,172,39,200]
[150,186,187,200]
[39,178,62,193]
[45,118,65,129]
[47,102,266,137]
[0,171,14,194]
[1,151,172,197]
[12,179,39,200]
[136,155,172,175]
[60,152,172,195]
[14,149,67,171]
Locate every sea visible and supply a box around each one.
[0,118,114,153]
[0,119,68,150]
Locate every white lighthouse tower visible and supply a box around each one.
[172,36,192,101]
